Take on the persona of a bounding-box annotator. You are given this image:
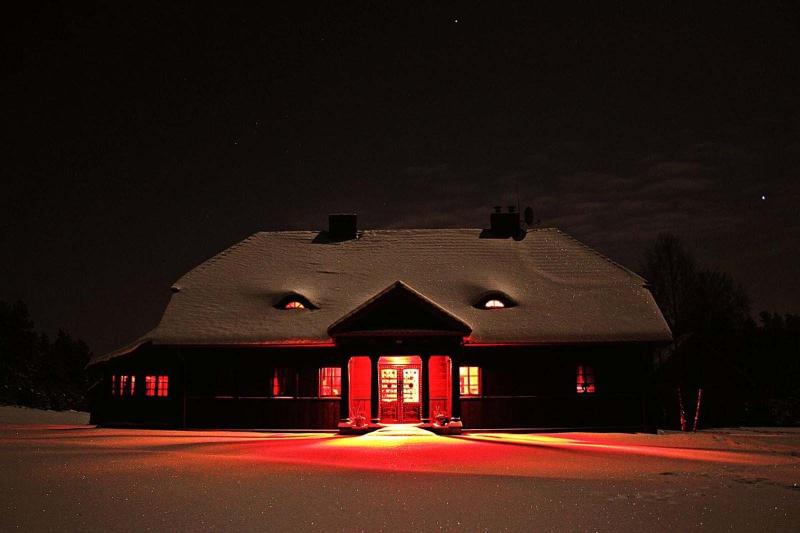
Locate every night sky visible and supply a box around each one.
[3,3,798,355]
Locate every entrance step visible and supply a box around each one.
[369,424,437,437]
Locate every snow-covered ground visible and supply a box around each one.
[0,405,90,425]
[1,409,798,531]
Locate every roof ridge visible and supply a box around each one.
[553,229,647,284]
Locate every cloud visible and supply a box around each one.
[380,140,799,314]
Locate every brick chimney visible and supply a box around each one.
[489,206,520,237]
[328,213,358,241]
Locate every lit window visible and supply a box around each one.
[475,292,515,309]
[157,375,169,397]
[459,366,481,396]
[272,368,293,397]
[145,375,169,397]
[576,365,596,394]
[112,374,136,397]
[318,367,342,397]
[275,294,317,310]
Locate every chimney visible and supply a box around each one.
[328,213,358,241]
[490,206,521,238]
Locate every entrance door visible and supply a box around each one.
[378,357,421,423]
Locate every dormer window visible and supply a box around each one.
[483,299,505,309]
[275,293,317,310]
[475,292,516,310]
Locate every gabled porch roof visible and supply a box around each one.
[327,281,472,337]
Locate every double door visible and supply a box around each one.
[379,364,421,423]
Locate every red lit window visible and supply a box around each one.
[459,366,481,396]
[318,367,342,397]
[576,365,596,394]
[276,294,316,310]
[145,375,169,397]
[157,375,169,396]
[272,368,293,397]
[112,374,136,397]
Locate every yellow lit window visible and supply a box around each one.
[459,366,481,396]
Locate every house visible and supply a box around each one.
[87,211,672,433]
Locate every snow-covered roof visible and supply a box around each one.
[91,228,672,365]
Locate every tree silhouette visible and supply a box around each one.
[0,300,91,410]
[640,233,697,339]
[641,234,754,428]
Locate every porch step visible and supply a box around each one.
[369,424,437,437]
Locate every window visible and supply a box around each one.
[275,293,317,310]
[475,292,516,310]
[459,366,481,396]
[483,299,505,309]
[576,364,596,394]
[111,374,136,397]
[145,375,169,397]
[272,368,293,397]
[318,367,342,397]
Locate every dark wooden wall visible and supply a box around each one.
[459,344,654,430]
[89,342,656,430]
[89,347,183,427]
[90,345,344,429]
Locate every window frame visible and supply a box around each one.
[576,364,596,394]
[145,375,169,398]
[318,367,342,398]
[274,293,318,310]
[271,367,294,398]
[111,374,136,397]
[474,292,516,310]
[459,366,482,397]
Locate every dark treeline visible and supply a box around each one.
[642,234,800,428]
[0,300,91,411]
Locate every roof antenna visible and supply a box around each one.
[524,206,535,226]
[515,175,521,215]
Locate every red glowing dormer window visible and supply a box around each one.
[275,294,317,310]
